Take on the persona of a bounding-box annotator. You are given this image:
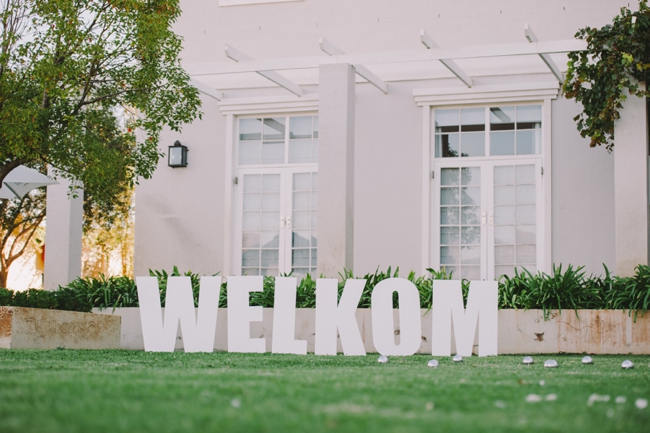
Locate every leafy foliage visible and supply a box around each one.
[563,1,650,150]
[0,0,202,216]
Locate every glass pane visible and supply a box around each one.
[460,108,485,131]
[494,166,514,185]
[263,175,280,192]
[261,250,279,267]
[434,134,442,158]
[242,232,260,248]
[243,194,261,211]
[440,133,459,157]
[293,173,312,190]
[460,187,480,205]
[435,109,459,132]
[516,130,536,155]
[462,266,481,280]
[262,117,285,142]
[260,232,279,248]
[441,187,459,205]
[461,132,484,157]
[440,227,459,245]
[261,268,278,276]
[494,225,515,244]
[262,142,284,164]
[293,211,311,229]
[461,206,480,225]
[461,226,480,245]
[292,249,310,267]
[239,141,261,164]
[494,186,515,206]
[313,117,319,138]
[242,213,261,230]
[516,165,535,185]
[440,246,459,264]
[289,139,315,163]
[495,265,512,278]
[311,248,317,267]
[242,250,259,267]
[293,191,311,210]
[516,105,542,124]
[461,167,480,186]
[516,205,536,225]
[490,106,515,129]
[239,118,262,141]
[490,131,515,155]
[292,231,310,247]
[495,245,514,264]
[261,212,280,231]
[494,206,515,225]
[261,194,280,211]
[517,225,536,244]
[441,168,459,186]
[440,207,459,225]
[516,185,536,205]
[517,245,536,264]
[289,116,312,139]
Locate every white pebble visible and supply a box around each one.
[587,394,610,406]
[231,398,241,408]
[615,396,626,404]
[494,400,506,409]
[635,398,648,410]
[545,393,557,401]
[526,394,542,403]
[377,355,388,364]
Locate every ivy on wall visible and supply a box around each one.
[563,0,650,150]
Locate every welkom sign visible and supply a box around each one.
[136,277,498,356]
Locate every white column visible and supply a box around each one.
[317,63,355,277]
[614,85,649,276]
[44,178,83,290]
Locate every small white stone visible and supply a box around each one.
[543,359,558,368]
[452,354,463,362]
[587,394,610,406]
[525,394,542,403]
[615,396,626,404]
[581,356,593,364]
[545,393,557,401]
[494,400,506,409]
[621,360,634,369]
[425,401,434,411]
[635,398,648,410]
[427,359,439,368]
[539,380,545,386]
[231,398,241,409]
[522,356,534,365]
[377,355,388,364]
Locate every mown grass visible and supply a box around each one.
[0,351,648,433]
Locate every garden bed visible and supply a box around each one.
[1,306,121,350]
[93,307,650,354]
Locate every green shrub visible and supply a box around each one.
[0,288,14,306]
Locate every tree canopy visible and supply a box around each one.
[0,0,201,215]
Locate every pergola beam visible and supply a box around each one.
[190,79,223,101]
[224,44,303,97]
[524,25,563,83]
[318,37,388,94]
[420,30,472,88]
[188,39,585,76]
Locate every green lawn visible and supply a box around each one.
[0,351,648,433]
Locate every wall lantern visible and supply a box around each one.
[168,140,188,168]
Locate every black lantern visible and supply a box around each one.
[168,140,188,167]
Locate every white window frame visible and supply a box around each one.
[421,99,552,277]
[229,112,318,276]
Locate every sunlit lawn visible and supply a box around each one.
[0,350,648,433]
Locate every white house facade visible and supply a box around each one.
[45,0,649,287]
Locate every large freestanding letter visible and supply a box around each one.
[227,276,265,353]
[315,278,366,355]
[272,277,307,354]
[431,280,498,357]
[371,278,422,356]
[137,276,221,352]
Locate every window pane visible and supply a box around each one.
[516,130,536,155]
[440,207,459,224]
[441,168,459,186]
[440,246,459,264]
[517,225,536,244]
[494,225,515,244]
[516,185,536,205]
[243,174,262,193]
[461,206,480,225]
[494,166,514,185]
[460,108,484,132]
[239,118,262,141]
[516,105,542,124]
[292,231,310,247]
[441,227,459,245]
[289,139,315,164]
[262,142,283,164]
[461,246,480,264]
[516,165,535,184]
[490,131,515,155]
[494,185,515,206]
[461,132,484,157]
[461,167,480,186]
[460,187,480,205]
[289,116,312,139]
[461,226,480,245]
[441,133,459,157]
[263,117,285,142]
[292,249,310,267]
[490,106,515,129]
[441,187,459,205]
[517,245,536,264]
[239,141,261,164]
[435,109,459,133]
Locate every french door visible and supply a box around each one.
[236,167,318,276]
[432,159,542,280]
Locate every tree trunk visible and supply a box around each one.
[0,268,8,289]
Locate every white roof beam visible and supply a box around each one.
[318,37,388,94]
[420,30,472,88]
[190,79,223,101]
[189,39,586,76]
[524,24,563,83]
[224,44,303,97]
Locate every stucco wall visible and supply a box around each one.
[551,97,615,274]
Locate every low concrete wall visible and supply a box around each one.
[93,308,650,354]
[1,307,121,350]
